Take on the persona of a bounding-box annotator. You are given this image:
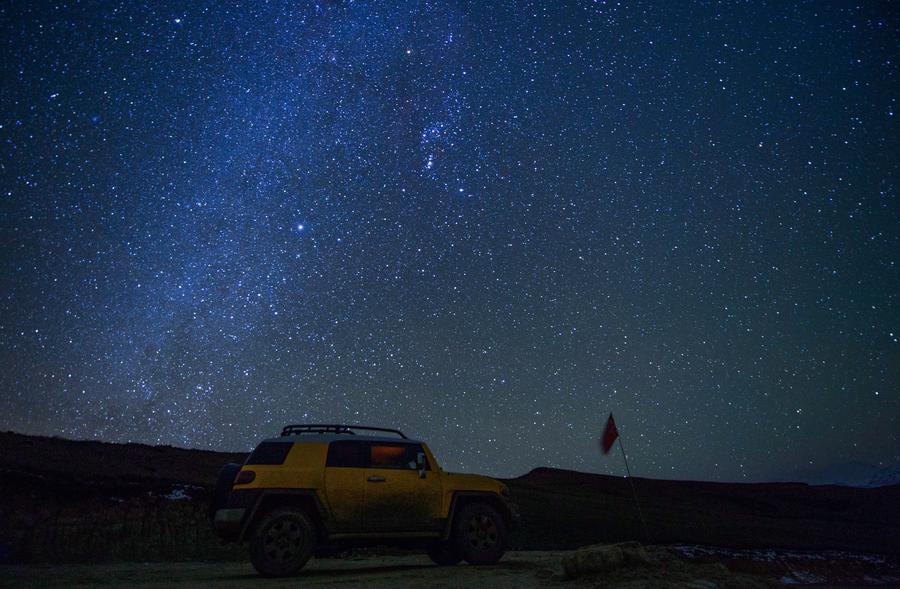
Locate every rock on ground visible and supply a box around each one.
[561,541,651,579]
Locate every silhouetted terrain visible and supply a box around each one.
[510,467,900,555]
[1,430,897,563]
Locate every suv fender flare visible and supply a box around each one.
[442,491,513,540]
[239,489,329,541]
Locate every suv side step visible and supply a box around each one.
[327,531,442,540]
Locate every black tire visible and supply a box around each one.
[427,541,462,566]
[249,509,316,577]
[452,502,507,565]
[209,463,241,522]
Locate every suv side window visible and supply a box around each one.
[326,441,367,468]
[369,443,430,470]
[246,442,293,465]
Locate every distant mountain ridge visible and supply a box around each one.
[776,460,900,488]
[867,462,900,488]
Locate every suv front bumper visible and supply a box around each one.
[507,501,521,530]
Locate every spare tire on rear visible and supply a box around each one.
[209,462,242,522]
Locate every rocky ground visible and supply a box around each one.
[2,545,898,589]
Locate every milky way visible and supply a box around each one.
[1,1,897,480]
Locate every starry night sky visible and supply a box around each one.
[1,1,897,481]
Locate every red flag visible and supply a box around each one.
[601,413,619,454]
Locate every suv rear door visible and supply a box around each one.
[363,442,442,532]
[324,440,367,531]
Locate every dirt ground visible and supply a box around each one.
[3,547,898,589]
[2,552,566,589]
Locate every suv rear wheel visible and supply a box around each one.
[452,502,507,565]
[249,508,316,577]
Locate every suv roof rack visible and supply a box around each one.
[280,424,408,439]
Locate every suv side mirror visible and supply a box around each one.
[416,452,427,479]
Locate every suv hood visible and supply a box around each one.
[442,471,506,493]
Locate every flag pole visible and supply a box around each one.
[617,435,649,542]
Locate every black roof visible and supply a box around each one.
[280,424,407,439]
[264,433,423,445]
[261,424,422,444]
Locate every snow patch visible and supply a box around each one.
[780,571,825,585]
[673,544,885,565]
[162,483,202,501]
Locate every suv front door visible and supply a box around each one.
[363,442,442,532]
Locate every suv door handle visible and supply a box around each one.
[367,475,386,483]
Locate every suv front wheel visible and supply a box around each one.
[452,502,507,565]
[249,508,316,577]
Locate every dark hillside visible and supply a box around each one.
[0,431,247,562]
[0,430,246,487]
[1,432,897,563]
[507,467,900,554]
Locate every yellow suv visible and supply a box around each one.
[210,424,518,577]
